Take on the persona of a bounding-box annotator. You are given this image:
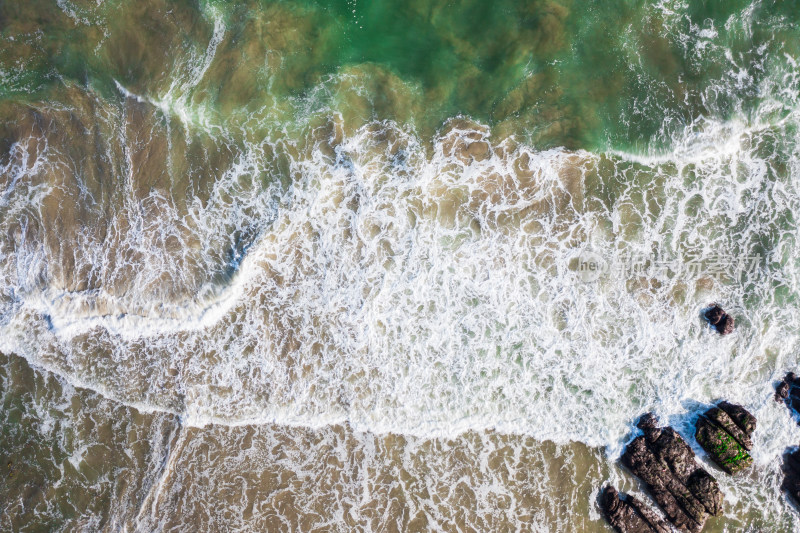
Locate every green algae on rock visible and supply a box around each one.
[695,402,756,475]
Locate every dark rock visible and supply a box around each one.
[777,381,791,402]
[637,412,660,430]
[600,486,672,533]
[703,305,735,335]
[786,450,800,475]
[622,415,723,533]
[776,374,800,418]
[695,402,756,475]
[782,447,800,508]
[704,305,725,325]
[686,469,723,516]
[706,408,752,450]
[623,437,706,532]
[715,314,735,335]
[695,419,752,475]
[636,413,663,444]
[718,401,756,437]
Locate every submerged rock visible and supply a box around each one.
[695,402,756,475]
[704,304,735,335]
[783,447,800,508]
[600,486,672,533]
[622,414,723,533]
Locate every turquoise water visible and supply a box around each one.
[4,0,797,147]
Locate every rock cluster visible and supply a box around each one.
[600,486,672,533]
[704,304,735,335]
[694,402,756,474]
[621,414,723,533]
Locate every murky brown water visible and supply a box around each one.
[2,351,799,532]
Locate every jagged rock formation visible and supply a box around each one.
[695,402,755,474]
[704,304,735,335]
[621,414,723,533]
[600,486,672,533]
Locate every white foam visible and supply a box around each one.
[1,110,798,453]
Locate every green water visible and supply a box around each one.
[3,0,798,149]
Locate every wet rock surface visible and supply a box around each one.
[694,402,755,475]
[775,373,800,418]
[622,414,723,533]
[703,305,735,335]
[600,486,672,533]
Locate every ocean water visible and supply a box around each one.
[1,0,800,531]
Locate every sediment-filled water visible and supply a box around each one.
[2,0,800,531]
